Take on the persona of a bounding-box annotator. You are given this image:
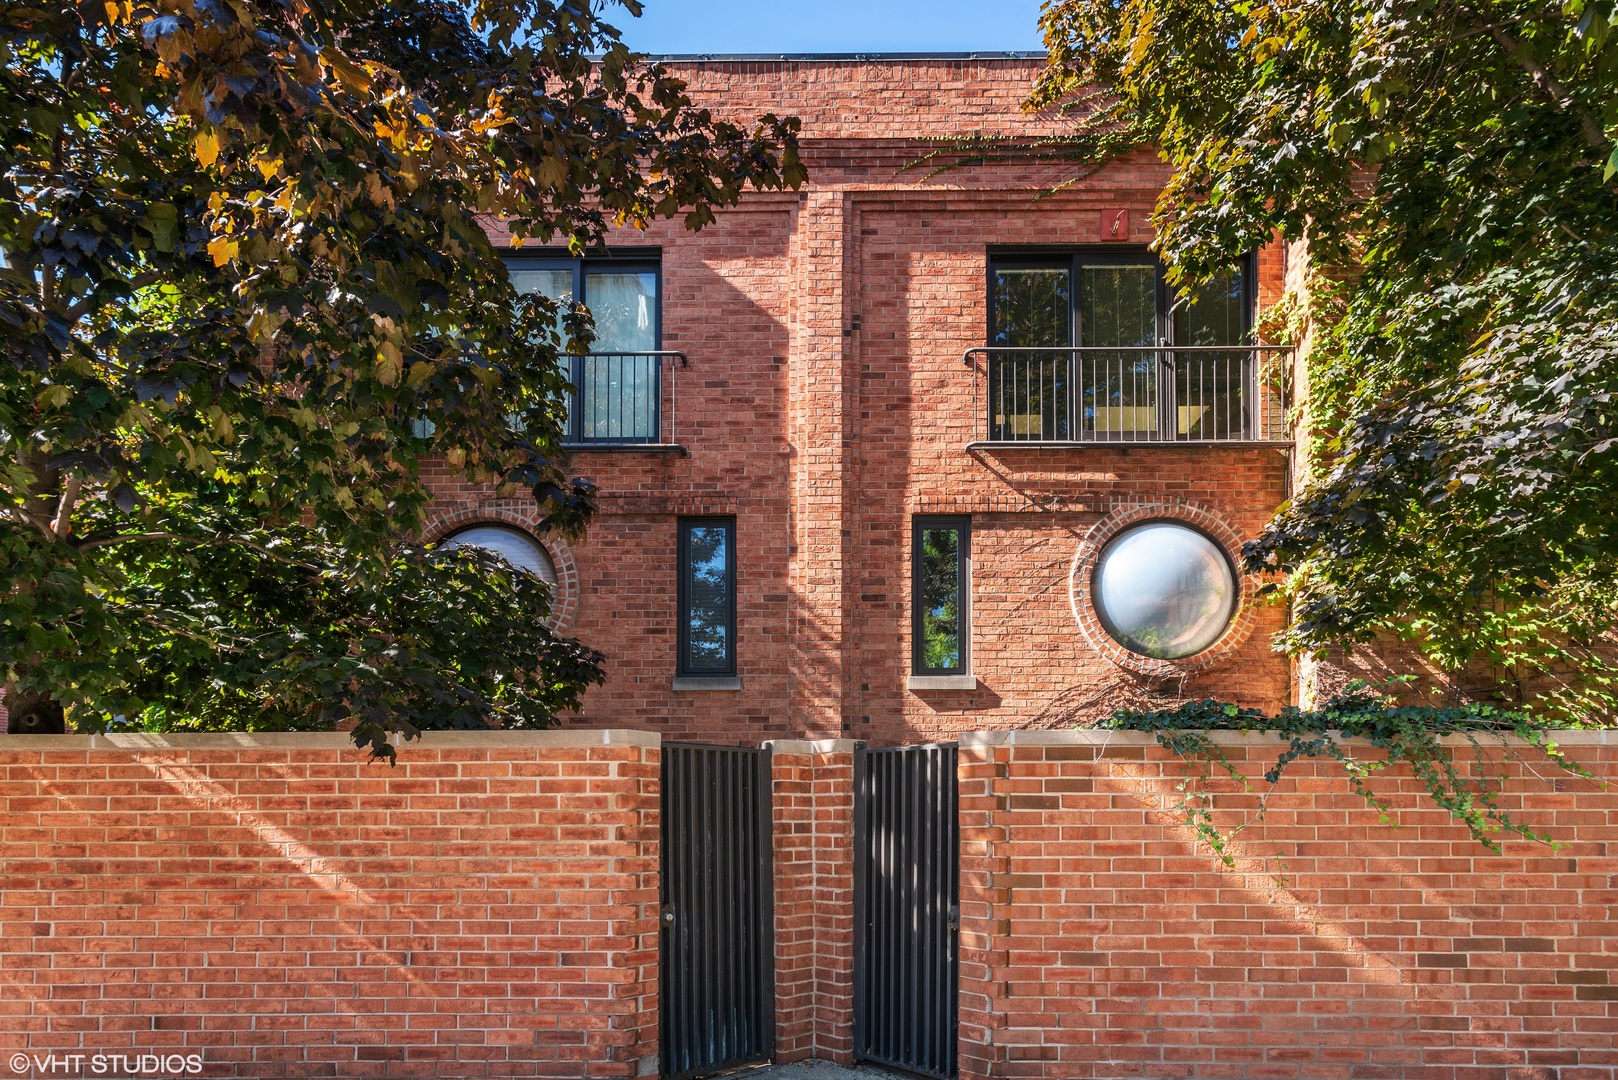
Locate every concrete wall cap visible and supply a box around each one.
[761,738,864,754]
[959,727,1618,748]
[0,729,661,750]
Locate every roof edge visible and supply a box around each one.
[641,51,1047,62]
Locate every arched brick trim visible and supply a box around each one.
[422,503,579,636]
[1068,498,1259,678]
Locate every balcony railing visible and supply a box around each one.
[562,350,688,448]
[963,345,1293,446]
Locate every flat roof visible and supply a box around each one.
[644,51,1047,62]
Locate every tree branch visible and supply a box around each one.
[1472,14,1605,147]
[51,476,82,538]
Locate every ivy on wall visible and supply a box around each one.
[1105,687,1597,865]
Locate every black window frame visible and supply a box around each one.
[502,249,664,445]
[911,515,971,677]
[985,247,1257,442]
[677,516,738,678]
[985,247,1255,348]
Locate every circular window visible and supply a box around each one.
[442,525,557,584]
[1092,522,1237,660]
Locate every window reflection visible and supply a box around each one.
[1092,523,1236,659]
[442,525,557,584]
[681,521,734,674]
[918,526,962,671]
[504,258,661,444]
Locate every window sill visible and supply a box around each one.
[672,676,743,691]
[908,674,978,691]
[563,443,686,455]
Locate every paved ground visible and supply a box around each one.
[741,1063,871,1079]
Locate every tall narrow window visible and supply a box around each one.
[679,517,736,676]
[912,517,970,675]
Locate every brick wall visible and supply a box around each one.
[0,732,660,1079]
[5,728,1618,1078]
[959,728,1618,1080]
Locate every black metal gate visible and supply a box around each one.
[853,743,960,1079]
[660,743,775,1079]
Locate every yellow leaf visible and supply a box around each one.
[322,48,373,94]
[207,236,239,267]
[376,340,403,385]
[255,154,282,181]
[195,127,220,167]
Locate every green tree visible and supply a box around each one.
[1033,0,1618,720]
[1,0,804,755]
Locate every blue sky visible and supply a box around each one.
[612,0,1047,54]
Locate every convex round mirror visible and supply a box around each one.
[442,525,557,584]
[1092,522,1237,659]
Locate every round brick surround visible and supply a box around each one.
[1068,499,1259,678]
[422,502,579,636]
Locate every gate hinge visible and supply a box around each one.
[661,904,676,927]
[947,904,960,932]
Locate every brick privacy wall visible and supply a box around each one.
[0,732,661,1079]
[420,58,1293,748]
[959,729,1618,1080]
[767,740,859,1065]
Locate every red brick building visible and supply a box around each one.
[426,54,1297,746]
[10,54,1618,1080]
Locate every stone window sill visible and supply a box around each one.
[671,676,743,691]
[562,443,686,455]
[907,674,978,691]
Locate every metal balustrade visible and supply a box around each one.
[963,345,1293,446]
[561,350,687,447]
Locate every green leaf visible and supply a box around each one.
[142,202,179,253]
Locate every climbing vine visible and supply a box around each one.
[1104,687,1595,866]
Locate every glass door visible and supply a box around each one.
[988,264,1071,441]
[505,257,661,444]
[1171,269,1252,439]
[1077,259,1160,440]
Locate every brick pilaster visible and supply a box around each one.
[764,739,861,1064]
[787,192,856,739]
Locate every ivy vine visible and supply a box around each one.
[1103,686,1596,866]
